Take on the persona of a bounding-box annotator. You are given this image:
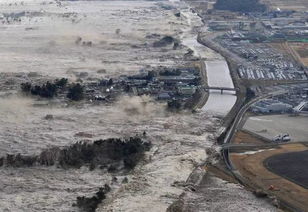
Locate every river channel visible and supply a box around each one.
[180,8,237,116]
[203,60,237,116]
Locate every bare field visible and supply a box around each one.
[262,0,308,11]
[270,42,308,67]
[231,143,308,212]
[243,115,308,143]
[232,130,267,145]
[265,150,308,189]
[269,42,303,66]
[290,43,308,67]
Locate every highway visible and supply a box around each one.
[222,89,287,170]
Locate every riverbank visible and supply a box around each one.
[179,1,308,212]
[180,8,238,117]
[168,1,277,211]
[197,34,247,128]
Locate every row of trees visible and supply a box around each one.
[67,83,84,101]
[21,78,84,101]
[214,0,266,13]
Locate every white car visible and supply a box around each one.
[272,134,291,142]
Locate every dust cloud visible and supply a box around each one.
[117,95,165,118]
[0,94,34,123]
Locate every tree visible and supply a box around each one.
[55,78,68,88]
[107,78,113,86]
[29,81,57,98]
[67,83,84,101]
[159,69,181,76]
[146,71,156,80]
[246,87,255,102]
[42,81,57,98]
[167,99,181,110]
[21,82,32,92]
[214,0,266,13]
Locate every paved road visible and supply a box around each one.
[222,89,287,170]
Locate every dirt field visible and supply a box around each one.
[290,43,308,67]
[262,0,308,11]
[232,130,268,145]
[231,143,308,211]
[269,42,302,66]
[265,150,308,189]
[270,42,308,67]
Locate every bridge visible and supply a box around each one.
[294,101,307,113]
[202,86,237,94]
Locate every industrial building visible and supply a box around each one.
[252,99,293,113]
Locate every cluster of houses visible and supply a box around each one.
[84,67,201,104]
[121,67,200,101]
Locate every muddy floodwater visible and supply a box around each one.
[0,1,216,211]
[0,0,190,79]
[0,0,273,211]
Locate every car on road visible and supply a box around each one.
[272,134,291,142]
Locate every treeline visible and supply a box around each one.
[0,137,151,171]
[74,184,111,212]
[21,78,84,101]
[214,0,267,13]
[159,69,182,76]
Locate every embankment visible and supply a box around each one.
[197,34,247,129]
